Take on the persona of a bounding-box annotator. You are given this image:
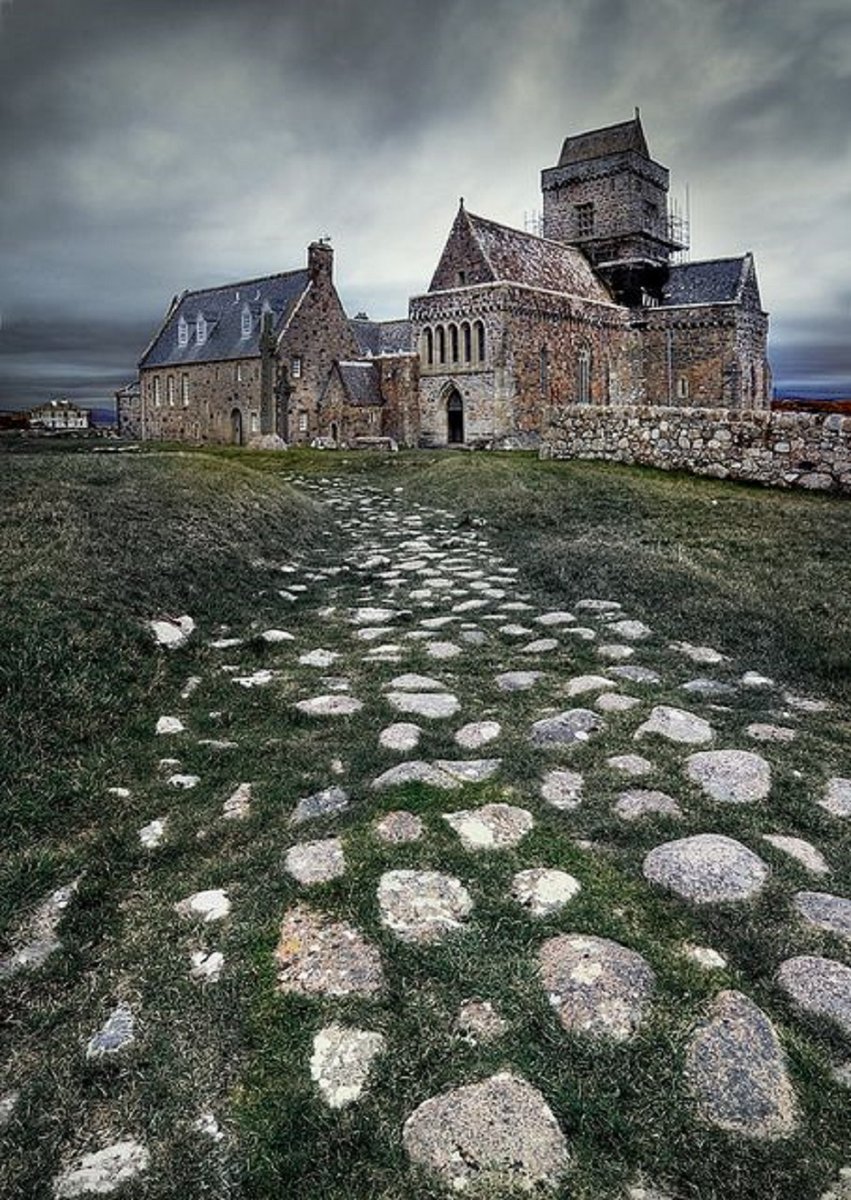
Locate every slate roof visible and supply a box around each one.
[660,257,748,306]
[349,318,413,356]
[465,211,612,303]
[139,270,310,369]
[336,362,382,407]
[558,117,649,166]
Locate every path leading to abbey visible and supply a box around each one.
[5,471,851,1199]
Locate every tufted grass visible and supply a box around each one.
[1,442,850,1199]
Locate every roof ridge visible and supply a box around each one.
[178,267,309,300]
[669,255,746,268]
[466,209,580,253]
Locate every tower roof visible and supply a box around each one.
[558,115,649,167]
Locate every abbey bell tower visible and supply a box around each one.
[541,111,688,305]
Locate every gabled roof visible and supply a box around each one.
[349,318,413,356]
[140,269,310,369]
[462,210,612,302]
[558,116,649,166]
[335,361,383,407]
[660,257,750,306]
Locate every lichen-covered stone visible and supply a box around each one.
[275,904,383,996]
[643,835,768,903]
[310,1024,386,1109]
[762,835,829,874]
[685,990,797,1138]
[685,750,771,804]
[540,769,583,810]
[53,1141,150,1198]
[529,708,604,747]
[443,803,533,851]
[456,1000,508,1044]
[794,891,851,942]
[374,810,424,843]
[512,868,581,916]
[538,933,655,1041]
[378,870,472,943]
[285,838,346,885]
[614,789,682,822]
[636,706,714,745]
[402,1072,569,1192]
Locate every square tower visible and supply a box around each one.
[541,113,686,269]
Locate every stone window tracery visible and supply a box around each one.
[577,348,591,404]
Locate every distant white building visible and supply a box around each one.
[29,399,91,430]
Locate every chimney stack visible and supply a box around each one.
[308,239,333,283]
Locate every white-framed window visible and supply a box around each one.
[167,375,175,406]
[196,315,207,346]
[298,411,308,433]
[236,362,243,384]
[241,306,252,339]
[181,373,189,407]
[153,376,161,407]
[177,316,188,348]
[677,375,689,399]
[291,356,302,379]
[250,413,259,433]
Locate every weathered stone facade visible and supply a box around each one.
[542,406,851,493]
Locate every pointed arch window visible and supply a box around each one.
[449,324,459,364]
[462,322,472,364]
[422,328,434,366]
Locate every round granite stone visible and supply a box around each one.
[538,933,655,1041]
[684,750,771,804]
[777,955,851,1037]
[643,834,768,903]
[378,870,473,943]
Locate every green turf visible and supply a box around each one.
[1,444,850,1200]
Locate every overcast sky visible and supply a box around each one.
[1,0,850,410]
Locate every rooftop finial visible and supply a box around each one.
[635,105,641,122]
[459,196,465,209]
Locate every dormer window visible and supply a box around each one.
[177,316,189,348]
[196,315,207,346]
[241,306,252,339]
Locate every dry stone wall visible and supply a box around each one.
[542,404,851,493]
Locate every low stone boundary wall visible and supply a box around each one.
[541,405,851,493]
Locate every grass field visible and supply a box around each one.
[1,445,850,1200]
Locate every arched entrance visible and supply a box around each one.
[331,421,339,446]
[446,389,464,444]
[230,407,243,445]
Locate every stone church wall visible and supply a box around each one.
[542,405,851,493]
[139,359,262,444]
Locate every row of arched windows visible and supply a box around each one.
[420,321,486,369]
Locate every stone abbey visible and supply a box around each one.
[130,114,770,448]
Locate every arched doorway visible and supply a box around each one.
[331,421,339,445]
[446,389,464,444]
[230,407,243,445]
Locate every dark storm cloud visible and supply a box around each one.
[1,0,849,410]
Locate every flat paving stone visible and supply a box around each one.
[608,664,662,684]
[671,641,727,665]
[681,678,736,697]
[541,768,584,810]
[778,955,851,1037]
[425,640,462,659]
[275,904,384,996]
[742,671,775,688]
[374,810,424,843]
[295,695,363,717]
[386,691,459,719]
[496,670,543,692]
[636,706,714,745]
[537,611,575,626]
[190,951,224,983]
[149,615,195,650]
[682,943,728,970]
[520,637,558,654]
[685,750,771,804]
[794,891,851,942]
[529,708,605,747]
[138,818,166,849]
[379,722,421,752]
[565,674,616,697]
[747,723,797,742]
[86,1004,135,1058]
[614,789,683,822]
[262,629,296,644]
[597,643,635,661]
[291,786,350,825]
[234,669,277,688]
[285,838,346,885]
[643,834,769,903]
[456,999,508,1044]
[299,649,340,667]
[454,720,501,750]
[609,619,652,640]
[821,778,851,818]
[434,758,502,785]
[175,889,230,922]
[378,870,472,943]
[607,754,653,776]
[310,1024,386,1109]
[762,835,829,874]
[443,803,534,851]
[372,761,460,791]
[350,607,399,624]
[222,782,252,820]
[155,715,185,735]
[539,933,656,1041]
[402,1072,569,1194]
[597,692,640,713]
[512,868,581,916]
[685,990,797,1138]
[53,1140,150,1198]
[576,599,621,612]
